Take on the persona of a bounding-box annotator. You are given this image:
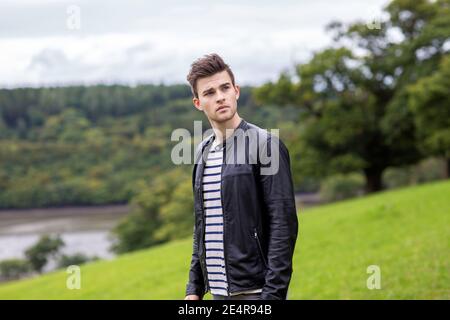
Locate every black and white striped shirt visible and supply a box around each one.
[202,139,228,296]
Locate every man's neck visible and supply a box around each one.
[211,114,242,144]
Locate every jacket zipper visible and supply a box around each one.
[198,180,209,294]
[254,228,268,267]
[220,152,231,296]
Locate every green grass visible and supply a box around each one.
[0,180,449,299]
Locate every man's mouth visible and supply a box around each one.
[216,105,229,112]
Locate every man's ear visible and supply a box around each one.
[235,85,240,100]
[193,97,203,111]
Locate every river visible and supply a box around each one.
[0,205,130,262]
[0,194,318,263]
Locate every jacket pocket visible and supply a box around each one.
[254,228,268,268]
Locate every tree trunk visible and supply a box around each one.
[363,168,384,193]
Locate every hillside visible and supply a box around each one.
[0,180,448,299]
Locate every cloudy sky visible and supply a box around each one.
[0,0,388,88]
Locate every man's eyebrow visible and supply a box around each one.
[202,82,231,95]
[202,88,214,95]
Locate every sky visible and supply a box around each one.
[0,0,389,88]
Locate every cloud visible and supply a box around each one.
[28,48,70,71]
[0,0,389,87]
[26,47,96,85]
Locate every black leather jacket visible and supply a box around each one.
[186,119,298,300]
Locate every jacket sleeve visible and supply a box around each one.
[258,135,299,300]
[185,157,206,298]
[185,220,205,297]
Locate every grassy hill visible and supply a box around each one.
[0,180,448,299]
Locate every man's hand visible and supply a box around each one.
[184,295,201,300]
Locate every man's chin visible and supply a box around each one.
[213,112,234,123]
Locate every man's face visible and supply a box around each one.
[193,70,240,124]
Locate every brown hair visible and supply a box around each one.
[187,53,235,98]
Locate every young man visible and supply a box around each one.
[184,53,298,300]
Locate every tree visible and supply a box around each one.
[110,167,190,254]
[255,0,450,192]
[408,55,450,177]
[154,179,194,242]
[24,235,65,273]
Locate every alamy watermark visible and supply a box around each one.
[66,265,81,290]
[66,5,81,30]
[366,20,381,30]
[366,265,381,290]
[170,121,281,175]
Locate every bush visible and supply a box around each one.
[383,166,413,189]
[57,253,99,269]
[320,173,364,202]
[414,158,446,183]
[110,168,190,254]
[25,234,65,273]
[154,179,194,242]
[0,259,31,282]
[110,211,163,254]
[383,157,446,189]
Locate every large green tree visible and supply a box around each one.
[255,0,450,192]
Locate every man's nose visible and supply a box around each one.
[216,91,225,103]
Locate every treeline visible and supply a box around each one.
[0,84,190,134]
[0,84,300,209]
[0,83,257,139]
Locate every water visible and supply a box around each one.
[0,195,316,263]
[0,205,130,262]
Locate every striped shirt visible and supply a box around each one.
[202,139,228,296]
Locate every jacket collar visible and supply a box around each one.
[207,118,248,148]
[195,118,248,166]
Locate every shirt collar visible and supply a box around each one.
[211,118,246,148]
